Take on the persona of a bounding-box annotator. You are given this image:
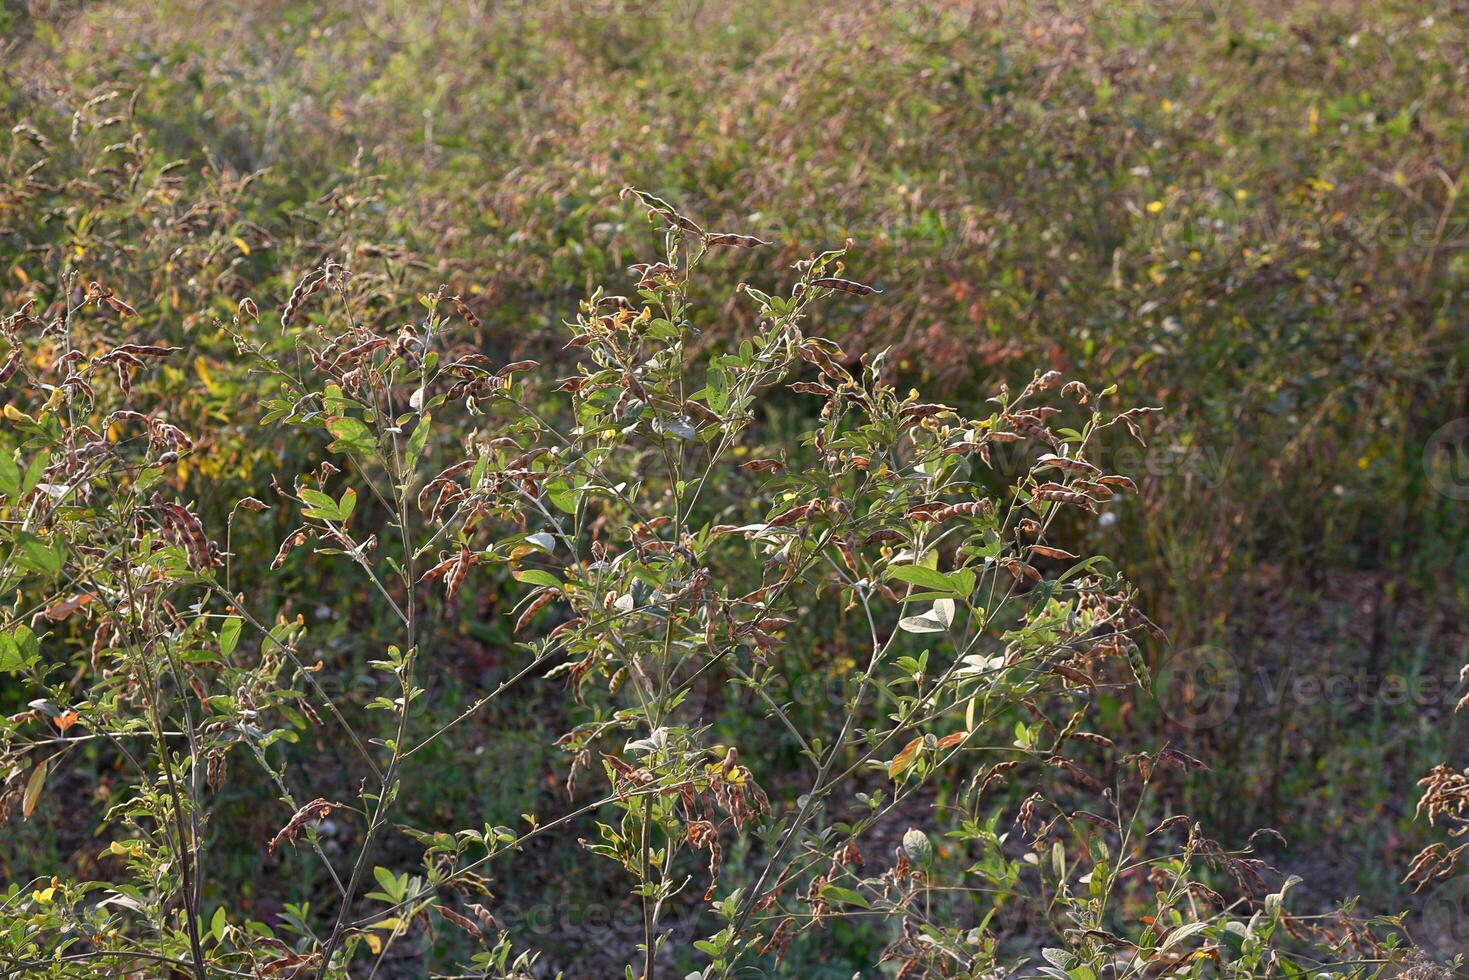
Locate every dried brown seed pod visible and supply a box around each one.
[1036,453,1101,475]
[666,212,704,235]
[931,501,991,520]
[684,399,722,423]
[0,349,21,385]
[706,233,771,248]
[496,360,539,379]
[151,494,220,571]
[272,527,312,569]
[515,589,558,633]
[1096,474,1139,494]
[280,269,326,331]
[790,381,835,396]
[267,798,335,856]
[451,295,482,330]
[810,277,881,295]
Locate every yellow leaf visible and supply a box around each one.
[362,932,382,954]
[232,236,251,255]
[195,356,221,394]
[936,731,968,750]
[887,737,923,779]
[23,759,47,819]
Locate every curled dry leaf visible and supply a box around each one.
[42,593,94,621]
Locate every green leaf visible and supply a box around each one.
[406,414,432,470]
[1159,920,1213,952]
[20,456,44,497]
[299,488,341,521]
[219,617,242,658]
[372,866,401,901]
[12,533,61,577]
[1058,555,1110,584]
[327,416,376,456]
[1042,948,1077,970]
[211,905,227,943]
[645,317,678,340]
[0,633,21,673]
[12,625,38,662]
[514,569,562,591]
[902,827,933,867]
[658,417,696,440]
[819,884,870,909]
[886,564,956,594]
[338,487,358,522]
[706,364,730,413]
[545,478,579,515]
[0,453,19,498]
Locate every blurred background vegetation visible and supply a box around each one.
[2,0,1466,973]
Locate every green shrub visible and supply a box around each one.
[0,191,1419,977]
[2,0,1466,974]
